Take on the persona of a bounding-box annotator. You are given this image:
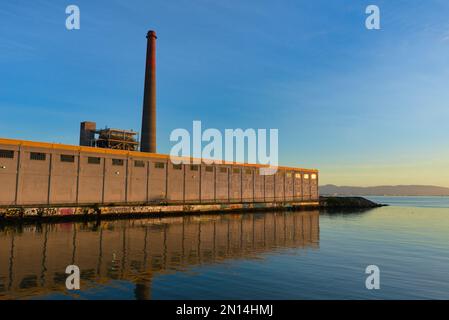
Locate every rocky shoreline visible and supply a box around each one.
[319,196,386,209]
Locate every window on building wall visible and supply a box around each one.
[205,166,214,172]
[172,164,182,170]
[245,169,252,174]
[88,157,101,164]
[190,165,199,171]
[220,167,228,173]
[286,172,292,178]
[134,160,145,168]
[295,173,301,179]
[112,159,124,166]
[304,174,310,179]
[0,149,14,159]
[233,168,240,174]
[30,152,46,161]
[311,174,317,180]
[154,162,165,169]
[60,155,75,163]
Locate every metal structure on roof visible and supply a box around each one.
[79,122,139,151]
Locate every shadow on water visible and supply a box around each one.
[0,210,319,300]
[319,207,379,217]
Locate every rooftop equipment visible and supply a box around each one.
[80,122,139,151]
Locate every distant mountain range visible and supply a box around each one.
[320,185,449,196]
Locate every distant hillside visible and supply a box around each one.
[320,185,449,196]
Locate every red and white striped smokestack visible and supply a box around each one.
[140,30,157,153]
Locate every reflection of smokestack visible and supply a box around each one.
[140,30,157,153]
[134,280,152,300]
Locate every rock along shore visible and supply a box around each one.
[319,196,386,209]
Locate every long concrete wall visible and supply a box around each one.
[0,139,319,207]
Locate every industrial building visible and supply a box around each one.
[0,30,318,214]
[0,137,318,206]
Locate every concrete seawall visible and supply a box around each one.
[0,196,383,221]
[0,201,319,221]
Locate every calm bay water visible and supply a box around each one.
[1,196,448,300]
[366,196,449,208]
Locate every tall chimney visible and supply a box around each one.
[140,30,157,153]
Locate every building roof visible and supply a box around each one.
[0,137,318,173]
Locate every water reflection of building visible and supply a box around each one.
[0,211,319,300]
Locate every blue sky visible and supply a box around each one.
[1,0,449,186]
